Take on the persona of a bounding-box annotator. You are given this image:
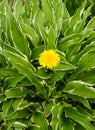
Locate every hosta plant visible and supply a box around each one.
[0,0,95,130]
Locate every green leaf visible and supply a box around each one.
[13,0,24,20]
[66,94,90,109]
[2,99,13,117]
[5,87,27,98]
[77,51,95,73]
[9,109,30,120]
[38,26,48,46]
[74,123,86,130]
[50,71,65,83]
[0,112,3,122]
[73,20,85,33]
[0,13,6,31]
[58,34,83,51]
[0,0,6,13]
[63,2,70,19]
[31,125,40,130]
[4,75,24,88]
[55,0,64,20]
[70,0,87,27]
[64,80,95,98]
[65,0,87,35]
[0,94,6,103]
[17,101,39,110]
[43,100,55,116]
[1,42,24,57]
[83,5,92,21]
[31,112,48,130]
[61,119,74,130]
[41,0,54,24]
[12,99,22,111]
[0,68,21,77]
[21,23,39,46]
[54,61,77,71]
[47,26,56,49]
[31,45,44,60]
[36,68,50,79]
[86,17,95,29]
[77,69,95,85]
[11,17,30,58]
[13,121,28,128]
[64,106,95,130]
[51,102,69,130]
[0,49,34,71]
[33,8,44,31]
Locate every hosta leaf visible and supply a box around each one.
[11,17,30,58]
[0,0,6,13]
[62,19,70,35]
[0,13,6,31]
[13,0,24,20]
[58,33,83,51]
[66,44,80,61]
[12,63,47,98]
[0,94,6,103]
[4,75,24,88]
[1,42,24,57]
[21,23,39,46]
[18,101,39,110]
[24,0,31,18]
[36,68,50,79]
[71,41,95,65]
[0,50,34,70]
[86,17,95,29]
[63,2,70,19]
[31,45,44,60]
[61,119,74,130]
[31,125,40,130]
[77,51,95,73]
[13,121,28,128]
[33,8,44,31]
[38,26,48,46]
[54,61,76,71]
[50,71,65,83]
[64,106,95,130]
[47,26,56,49]
[77,69,95,85]
[0,112,3,122]
[43,100,55,116]
[64,80,95,98]
[77,106,94,120]
[6,4,13,45]
[12,99,22,111]
[9,109,30,120]
[2,99,13,117]
[31,0,39,18]
[41,0,54,24]
[83,5,92,21]
[74,123,86,130]
[31,112,48,130]
[70,0,87,27]
[66,94,90,109]
[73,20,85,33]
[65,0,87,35]
[5,87,27,98]
[0,68,21,77]
[55,0,64,20]
[51,102,69,130]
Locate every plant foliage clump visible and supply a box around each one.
[0,0,95,129]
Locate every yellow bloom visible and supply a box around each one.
[39,50,60,69]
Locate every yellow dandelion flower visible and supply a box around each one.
[39,50,60,69]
